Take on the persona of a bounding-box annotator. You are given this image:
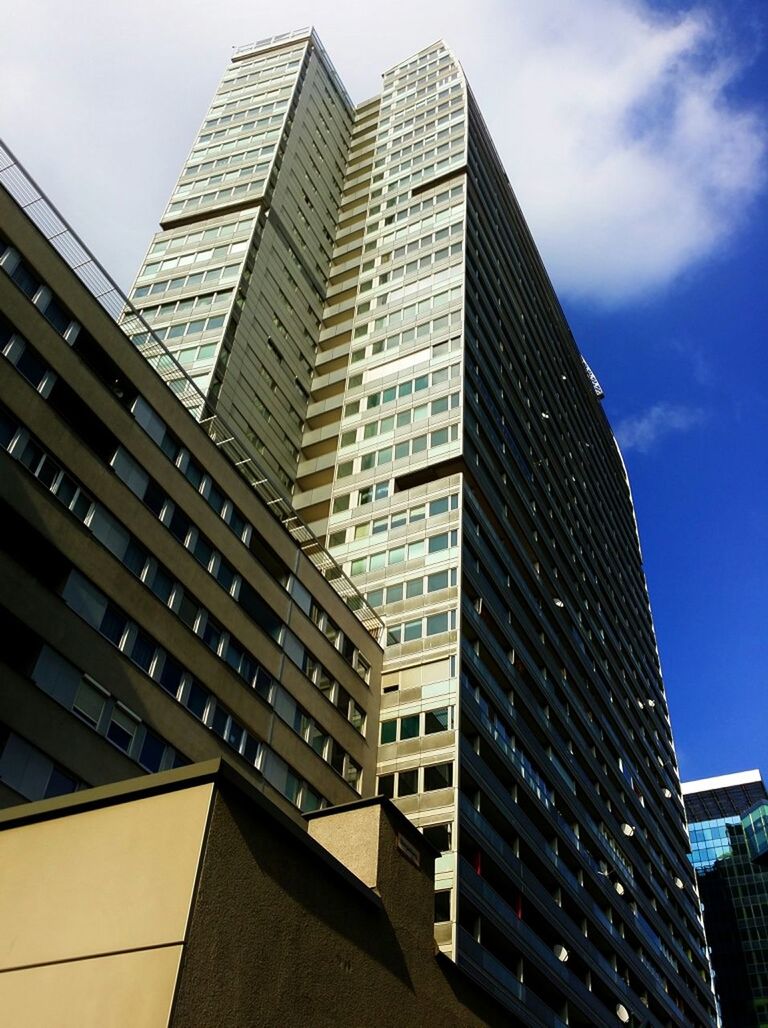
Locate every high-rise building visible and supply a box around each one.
[126,29,716,1025]
[683,770,768,1027]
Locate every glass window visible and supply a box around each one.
[424,762,453,791]
[428,533,449,553]
[73,680,106,727]
[425,708,450,734]
[406,579,424,598]
[378,773,395,798]
[403,620,423,642]
[423,822,452,853]
[107,707,138,752]
[426,612,449,636]
[398,768,418,796]
[400,714,419,740]
[428,570,449,592]
[434,890,451,922]
[380,719,397,744]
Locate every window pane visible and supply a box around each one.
[400,715,419,740]
[107,708,137,752]
[424,762,453,791]
[423,823,452,853]
[398,768,418,796]
[73,681,106,727]
[403,619,422,642]
[378,773,395,798]
[426,612,449,636]
[434,890,451,922]
[425,708,450,734]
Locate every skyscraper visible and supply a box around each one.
[127,28,716,1026]
[684,770,768,1027]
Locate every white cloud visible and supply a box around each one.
[0,0,764,303]
[615,403,706,452]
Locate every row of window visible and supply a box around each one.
[384,82,462,135]
[370,261,463,312]
[343,361,461,417]
[378,761,454,798]
[138,287,234,324]
[203,92,291,131]
[33,645,183,773]
[197,111,284,147]
[166,179,265,218]
[342,393,460,452]
[380,113,462,167]
[331,480,391,514]
[370,201,464,249]
[366,567,458,609]
[366,284,462,333]
[379,160,466,213]
[220,53,302,88]
[214,66,299,110]
[387,609,457,644]
[189,125,281,162]
[133,260,241,300]
[183,142,276,180]
[174,157,272,197]
[381,706,453,743]
[0,729,82,802]
[340,422,460,478]
[141,237,249,278]
[137,287,232,322]
[349,529,459,577]
[147,216,254,257]
[330,494,459,547]
[384,133,463,181]
[366,240,463,295]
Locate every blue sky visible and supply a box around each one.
[2,0,765,782]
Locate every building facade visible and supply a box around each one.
[684,770,768,1027]
[0,145,383,824]
[123,29,718,1027]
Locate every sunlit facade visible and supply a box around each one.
[128,29,717,1026]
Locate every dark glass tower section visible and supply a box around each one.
[684,771,768,1027]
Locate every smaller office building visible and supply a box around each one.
[683,769,768,1027]
[0,759,516,1027]
[0,146,383,822]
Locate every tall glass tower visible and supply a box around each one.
[130,29,717,1027]
[684,770,768,1027]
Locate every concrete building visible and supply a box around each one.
[683,770,768,1027]
[0,143,383,824]
[126,29,716,1026]
[0,759,518,1028]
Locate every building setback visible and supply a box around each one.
[0,149,383,824]
[126,28,717,1025]
[683,770,768,1027]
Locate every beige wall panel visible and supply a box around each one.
[0,785,212,970]
[0,944,182,1028]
